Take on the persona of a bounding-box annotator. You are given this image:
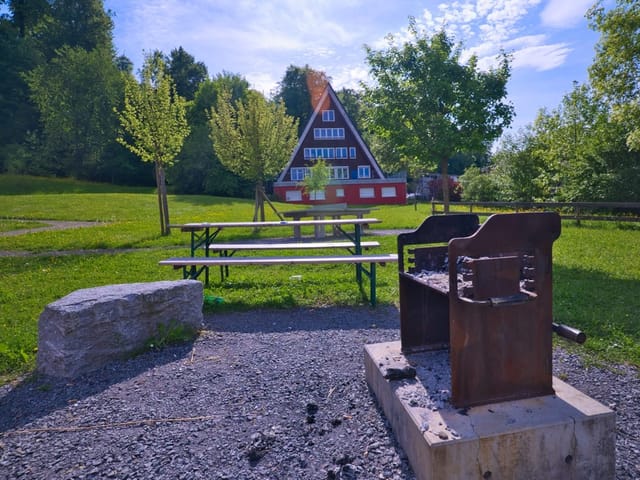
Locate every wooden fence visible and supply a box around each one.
[430,201,640,224]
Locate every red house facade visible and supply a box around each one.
[273,84,406,205]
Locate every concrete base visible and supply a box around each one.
[364,341,615,480]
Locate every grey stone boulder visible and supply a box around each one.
[37,280,203,378]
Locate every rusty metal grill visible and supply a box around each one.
[398,212,566,407]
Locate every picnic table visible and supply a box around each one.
[162,218,397,306]
[281,204,373,239]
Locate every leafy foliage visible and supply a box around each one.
[210,89,298,220]
[26,46,124,178]
[169,73,252,196]
[301,158,330,198]
[116,54,190,234]
[274,65,330,136]
[167,46,208,101]
[363,20,513,210]
[588,0,640,151]
[485,82,640,202]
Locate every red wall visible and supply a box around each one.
[274,181,407,205]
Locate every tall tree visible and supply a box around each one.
[167,46,208,101]
[363,21,514,211]
[0,5,44,171]
[26,45,124,178]
[529,83,640,202]
[210,89,298,221]
[169,72,251,196]
[116,54,190,235]
[274,65,330,136]
[588,0,640,151]
[45,0,113,57]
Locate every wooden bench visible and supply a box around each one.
[160,253,398,306]
[207,240,381,280]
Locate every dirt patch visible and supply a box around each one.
[0,220,103,238]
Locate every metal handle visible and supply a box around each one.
[552,322,586,344]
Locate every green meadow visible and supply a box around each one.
[1,174,638,383]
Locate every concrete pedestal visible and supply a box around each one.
[364,341,615,480]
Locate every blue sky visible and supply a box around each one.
[104,0,601,133]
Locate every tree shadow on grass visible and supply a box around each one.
[553,264,640,344]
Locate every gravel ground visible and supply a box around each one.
[1,306,638,479]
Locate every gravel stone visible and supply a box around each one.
[1,306,638,479]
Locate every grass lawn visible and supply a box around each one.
[1,174,639,383]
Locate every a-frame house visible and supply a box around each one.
[273,83,406,205]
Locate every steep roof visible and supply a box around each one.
[276,83,385,182]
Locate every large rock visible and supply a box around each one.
[37,280,203,378]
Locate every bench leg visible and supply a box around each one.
[369,262,377,307]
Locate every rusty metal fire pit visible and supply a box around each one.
[398,212,583,408]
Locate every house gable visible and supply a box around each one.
[275,83,406,205]
[277,84,385,182]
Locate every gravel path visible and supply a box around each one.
[1,306,638,479]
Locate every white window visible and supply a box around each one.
[336,188,345,198]
[286,190,302,201]
[322,110,335,122]
[310,190,326,200]
[330,166,349,180]
[313,128,345,140]
[290,167,308,181]
[349,147,356,159]
[359,187,375,199]
[357,165,371,178]
[304,147,336,160]
[336,147,348,159]
[381,187,397,198]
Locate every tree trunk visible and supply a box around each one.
[254,182,266,222]
[440,157,450,214]
[155,161,171,236]
[159,164,171,235]
[154,162,166,235]
[252,184,260,222]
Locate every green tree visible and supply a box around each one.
[336,87,363,128]
[0,7,44,171]
[588,0,640,150]
[363,21,513,211]
[116,54,190,235]
[210,89,299,221]
[169,72,251,196]
[167,46,208,101]
[274,64,330,136]
[458,165,499,201]
[26,45,124,178]
[42,0,114,60]
[528,83,640,201]
[301,158,330,200]
[490,129,548,202]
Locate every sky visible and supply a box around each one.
[103,0,602,134]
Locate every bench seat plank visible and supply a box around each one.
[160,254,397,267]
[160,254,398,306]
[207,241,380,251]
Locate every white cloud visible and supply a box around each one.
[511,43,571,70]
[540,0,593,28]
[379,0,579,74]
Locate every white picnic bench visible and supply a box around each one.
[161,219,397,306]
